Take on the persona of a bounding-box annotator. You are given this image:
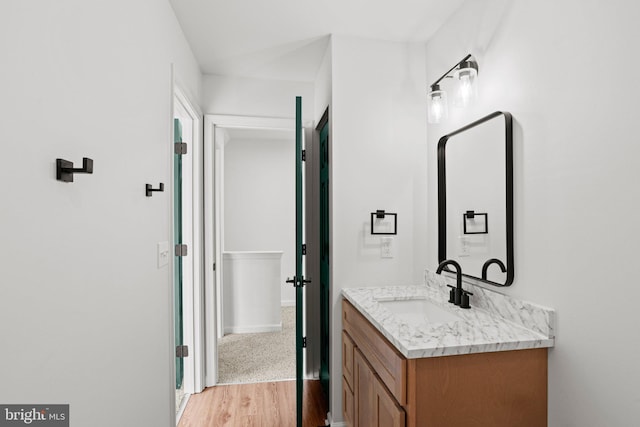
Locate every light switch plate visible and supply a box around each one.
[158,241,169,268]
[458,235,471,257]
[381,236,394,258]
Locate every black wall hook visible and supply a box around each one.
[56,157,93,182]
[146,183,164,197]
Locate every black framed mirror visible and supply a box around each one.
[437,111,513,286]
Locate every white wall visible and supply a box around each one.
[224,135,295,305]
[222,252,283,333]
[422,0,640,424]
[0,1,201,426]
[202,74,314,121]
[314,40,332,124]
[329,35,427,421]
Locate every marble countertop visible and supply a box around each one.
[342,272,555,359]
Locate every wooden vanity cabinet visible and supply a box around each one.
[342,299,548,427]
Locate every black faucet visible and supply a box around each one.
[481,258,507,280]
[436,260,473,309]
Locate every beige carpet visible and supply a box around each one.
[218,306,296,384]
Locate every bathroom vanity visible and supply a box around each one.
[341,111,554,425]
[341,273,554,427]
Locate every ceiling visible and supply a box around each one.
[168,0,466,82]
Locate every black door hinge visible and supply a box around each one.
[175,244,188,256]
[302,337,307,348]
[301,149,306,161]
[302,244,307,255]
[175,142,187,155]
[176,345,189,358]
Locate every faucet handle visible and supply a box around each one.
[460,289,473,309]
[446,285,456,304]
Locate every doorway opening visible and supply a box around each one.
[196,109,329,426]
[203,115,299,387]
[218,126,297,384]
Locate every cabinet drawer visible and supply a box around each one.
[342,377,354,427]
[342,331,355,390]
[343,299,407,404]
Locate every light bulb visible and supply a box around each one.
[458,74,472,106]
[428,85,448,124]
[453,61,478,108]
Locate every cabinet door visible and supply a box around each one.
[354,348,375,427]
[342,331,356,426]
[374,375,406,427]
[343,331,355,390]
[343,377,355,427]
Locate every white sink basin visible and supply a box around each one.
[377,298,460,325]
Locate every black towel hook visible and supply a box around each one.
[56,157,93,182]
[146,183,164,197]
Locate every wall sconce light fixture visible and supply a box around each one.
[428,54,479,124]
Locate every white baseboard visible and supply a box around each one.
[281,300,295,307]
[176,393,190,424]
[224,323,282,334]
[328,412,345,427]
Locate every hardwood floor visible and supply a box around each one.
[178,380,327,427]
[302,380,329,427]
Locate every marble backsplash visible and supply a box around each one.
[424,270,555,339]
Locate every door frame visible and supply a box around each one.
[171,73,205,419]
[203,114,297,387]
[316,107,331,402]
